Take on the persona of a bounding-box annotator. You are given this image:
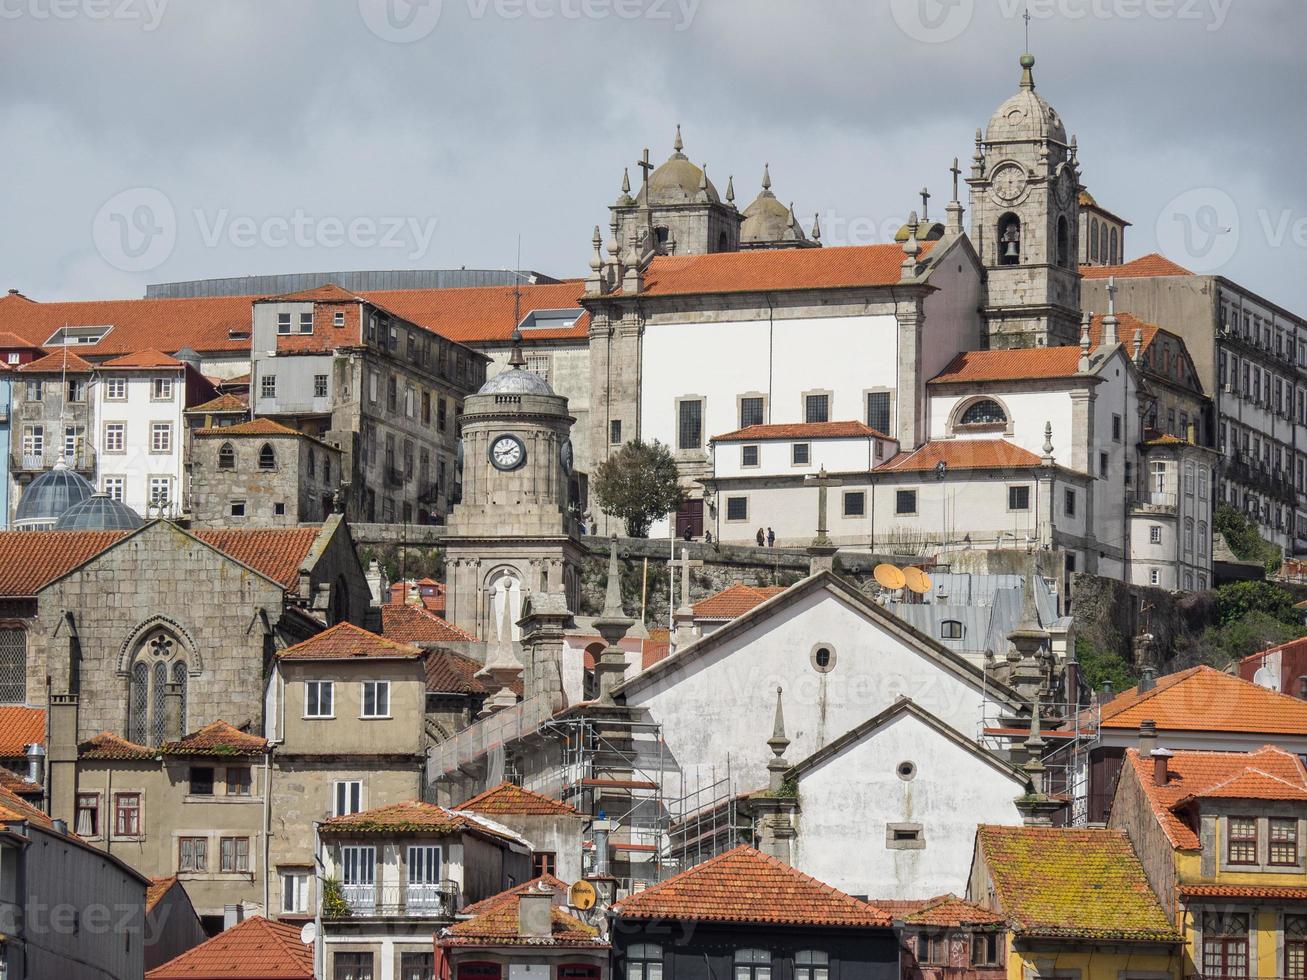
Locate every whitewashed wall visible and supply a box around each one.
[91,368,186,518]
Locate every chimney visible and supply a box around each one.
[1138,719,1157,756]
[517,891,553,939]
[46,694,80,822]
[1064,658,1081,710]
[1151,747,1173,787]
[51,818,68,836]
[223,904,243,930]
[163,682,184,742]
[1138,666,1157,693]
[592,818,617,877]
[25,743,45,786]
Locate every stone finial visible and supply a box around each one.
[617,168,634,206]
[589,226,604,275]
[477,592,524,716]
[1069,134,1079,165]
[673,123,684,155]
[1019,52,1036,90]
[972,128,985,177]
[1041,421,1054,465]
[811,212,822,242]
[1077,312,1092,373]
[761,162,772,192]
[725,174,735,205]
[1133,324,1144,365]
[766,686,791,794]
[786,202,799,235]
[697,163,710,202]
[594,534,635,704]
[900,211,921,278]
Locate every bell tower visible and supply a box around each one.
[969,54,1082,349]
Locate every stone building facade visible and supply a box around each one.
[189,418,342,527]
[8,349,96,520]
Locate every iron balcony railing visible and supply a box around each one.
[339,881,458,919]
[1132,490,1178,512]
[11,448,96,473]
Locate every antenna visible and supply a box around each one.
[512,234,522,332]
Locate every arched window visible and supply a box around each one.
[717,231,729,252]
[1198,521,1209,557]
[1110,227,1120,264]
[1056,215,1070,268]
[127,631,188,746]
[486,568,523,642]
[583,642,603,702]
[1099,224,1109,265]
[0,628,26,704]
[218,443,235,470]
[734,949,772,980]
[940,620,963,640]
[1090,218,1100,261]
[258,443,276,470]
[172,660,188,734]
[959,399,1007,426]
[308,448,316,478]
[129,662,149,744]
[998,214,1021,265]
[626,945,663,980]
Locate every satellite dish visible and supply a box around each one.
[299,921,317,946]
[874,564,906,590]
[1252,666,1280,692]
[569,879,598,911]
[903,566,933,594]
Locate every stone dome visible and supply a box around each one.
[478,365,555,397]
[636,127,720,206]
[14,461,94,530]
[986,54,1066,146]
[55,492,144,531]
[740,165,806,245]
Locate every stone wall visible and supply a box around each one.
[1069,572,1216,667]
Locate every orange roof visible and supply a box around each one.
[259,283,359,303]
[278,621,422,661]
[442,887,603,947]
[0,768,42,796]
[366,281,589,343]
[692,581,788,620]
[0,330,40,349]
[17,349,95,373]
[0,706,46,757]
[100,349,184,369]
[0,780,59,832]
[456,781,577,816]
[1081,252,1194,279]
[190,525,322,592]
[1097,666,1307,734]
[194,418,306,439]
[930,346,1084,384]
[146,876,178,913]
[162,720,268,757]
[425,650,496,695]
[612,845,891,927]
[145,915,313,979]
[635,242,934,298]
[79,731,156,761]
[1086,311,1159,352]
[642,627,671,669]
[712,420,889,442]
[0,531,129,597]
[462,873,569,915]
[186,393,248,414]
[380,604,476,645]
[877,894,1005,927]
[1180,883,1307,900]
[320,800,520,844]
[1125,745,1307,850]
[881,440,1042,472]
[0,292,256,357]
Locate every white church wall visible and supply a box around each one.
[621,585,995,799]
[928,388,1076,458]
[712,435,886,479]
[790,709,1025,899]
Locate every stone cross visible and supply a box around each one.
[676,546,704,610]
[672,546,704,651]
[950,157,961,200]
[1106,274,1118,315]
[919,186,930,221]
[803,466,841,548]
[637,149,654,197]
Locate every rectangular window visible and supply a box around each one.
[1228,816,1258,864]
[335,952,375,980]
[334,310,346,327]
[387,376,398,413]
[739,396,764,428]
[227,766,253,796]
[725,496,748,522]
[261,374,276,399]
[104,422,125,453]
[114,793,141,836]
[189,766,215,795]
[1202,912,1249,980]
[1287,915,1307,980]
[281,871,310,914]
[896,489,917,515]
[277,312,292,335]
[400,952,435,980]
[103,476,125,502]
[75,793,100,837]
[361,680,390,718]
[532,851,557,878]
[151,377,173,400]
[230,501,246,518]
[971,933,1000,967]
[105,377,127,400]
[305,680,334,718]
[920,933,948,966]
[24,379,42,402]
[1150,525,1162,545]
[438,398,448,432]
[843,491,866,517]
[151,423,172,453]
[334,780,363,817]
[148,477,172,507]
[805,393,830,424]
[678,399,703,450]
[220,836,250,873]
[741,445,759,467]
[1064,488,1077,516]
[68,378,86,402]
[299,311,313,333]
[1149,567,1160,586]
[610,419,622,445]
[866,391,891,435]
[1271,817,1299,866]
[1100,451,1109,477]
[22,425,44,458]
[421,390,431,425]
[792,443,810,465]
[1008,485,1030,511]
[1112,413,1122,441]
[179,836,208,872]
[313,374,328,398]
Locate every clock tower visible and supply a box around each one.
[969,53,1082,349]
[444,333,584,643]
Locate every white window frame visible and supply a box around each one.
[281,870,310,913]
[103,422,126,454]
[105,377,127,400]
[148,477,172,508]
[305,680,334,718]
[333,780,363,817]
[151,377,174,401]
[361,680,391,719]
[150,422,172,454]
[298,311,314,334]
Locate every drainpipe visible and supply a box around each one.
[262,744,274,916]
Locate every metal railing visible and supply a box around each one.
[11,448,96,473]
[1132,490,1178,511]
[431,693,555,778]
[339,882,458,918]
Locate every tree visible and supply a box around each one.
[1214,504,1283,574]
[1174,611,1304,671]
[1075,638,1137,698]
[1215,580,1301,627]
[592,439,685,538]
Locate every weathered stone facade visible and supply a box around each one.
[190,424,341,527]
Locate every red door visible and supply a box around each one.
[675,499,704,539]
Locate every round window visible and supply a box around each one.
[897,761,917,781]
[809,644,836,673]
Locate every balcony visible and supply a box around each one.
[1132,490,1177,514]
[335,881,458,919]
[11,448,95,475]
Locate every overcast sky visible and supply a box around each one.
[2,0,1304,311]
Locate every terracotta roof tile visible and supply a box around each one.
[381,604,477,645]
[366,281,589,343]
[635,242,935,298]
[190,525,322,592]
[1096,666,1307,734]
[259,283,359,303]
[712,421,890,442]
[977,825,1179,942]
[642,627,671,669]
[930,347,1084,384]
[425,650,494,694]
[100,349,184,369]
[0,331,41,350]
[1086,312,1159,352]
[17,349,95,373]
[78,731,156,761]
[0,706,47,757]
[881,440,1041,473]
[889,894,1006,927]
[146,876,178,913]
[1183,766,1307,802]
[145,915,313,979]
[1179,884,1307,900]
[162,720,268,757]
[0,781,58,831]
[462,874,569,914]
[456,781,577,816]
[186,393,248,414]
[194,418,306,439]
[0,768,43,797]
[692,582,788,620]
[1081,253,1194,279]
[320,800,520,845]
[0,531,129,597]
[279,621,423,660]
[443,888,603,946]
[612,845,892,927]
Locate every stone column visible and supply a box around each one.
[593,535,634,703]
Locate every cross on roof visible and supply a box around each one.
[950,158,961,201]
[920,187,931,220]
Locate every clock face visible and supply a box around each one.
[1055,166,1075,208]
[991,162,1028,204]
[559,439,574,475]
[489,434,526,471]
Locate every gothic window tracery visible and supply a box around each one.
[0,628,26,704]
[127,630,188,745]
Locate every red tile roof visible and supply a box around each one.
[145,915,313,979]
[462,873,569,915]
[0,780,59,831]
[930,347,1084,384]
[190,526,322,592]
[186,393,248,414]
[1096,666,1307,734]
[976,825,1179,942]
[442,887,603,947]
[367,281,589,343]
[456,781,577,816]
[712,421,889,443]
[1182,766,1307,803]
[1125,745,1307,850]
[389,580,448,613]
[1086,312,1159,352]
[881,440,1042,472]
[259,283,359,303]
[278,621,423,660]
[17,349,95,373]
[146,876,178,913]
[1179,884,1307,900]
[425,650,496,694]
[320,800,520,845]
[635,242,934,298]
[380,604,477,645]
[612,845,892,927]
[879,894,1005,927]
[79,731,156,761]
[0,531,129,597]
[193,418,306,439]
[162,720,268,757]
[642,627,671,669]
[0,331,41,350]
[100,349,184,369]
[0,706,46,757]
[1081,253,1194,279]
[692,582,788,620]
[0,768,43,797]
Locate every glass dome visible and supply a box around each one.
[55,492,144,531]
[14,461,95,530]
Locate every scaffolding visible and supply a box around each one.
[663,763,749,874]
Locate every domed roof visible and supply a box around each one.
[478,366,554,396]
[986,54,1066,146]
[740,166,806,245]
[14,461,94,528]
[636,126,720,206]
[55,492,144,531]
